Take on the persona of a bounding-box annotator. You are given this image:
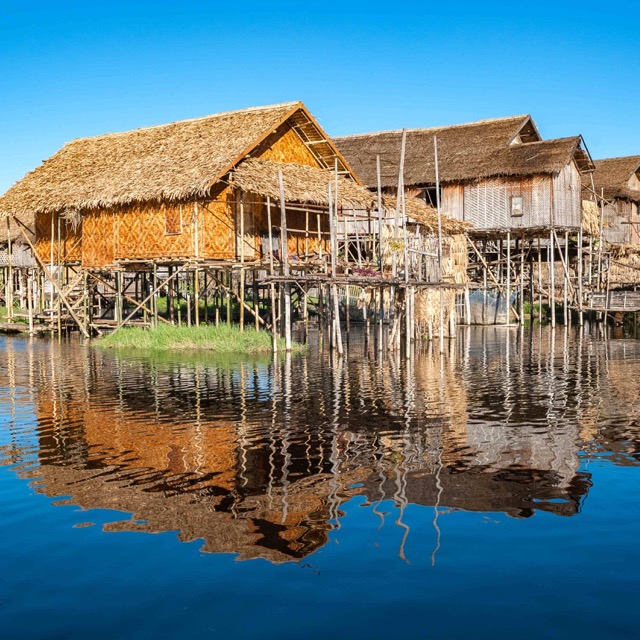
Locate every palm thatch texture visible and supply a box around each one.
[609,244,640,287]
[587,156,640,203]
[231,157,466,235]
[581,200,600,238]
[0,101,355,221]
[335,115,593,189]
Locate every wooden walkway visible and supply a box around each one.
[588,291,640,312]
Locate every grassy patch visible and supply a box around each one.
[96,324,303,354]
[0,306,29,324]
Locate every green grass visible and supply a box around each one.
[97,324,304,354]
[0,306,28,324]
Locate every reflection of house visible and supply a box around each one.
[19,335,596,568]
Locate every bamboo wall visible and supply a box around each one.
[442,164,582,231]
[254,122,319,167]
[75,118,329,267]
[34,212,82,265]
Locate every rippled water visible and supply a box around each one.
[1,327,639,639]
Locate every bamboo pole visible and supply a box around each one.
[27,269,34,335]
[56,213,61,336]
[564,231,569,325]
[434,135,445,352]
[12,217,90,338]
[87,271,169,326]
[549,230,556,328]
[506,231,511,325]
[278,171,292,352]
[267,197,278,352]
[6,217,13,320]
[328,177,343,356]
[519,235,525,325]
[578,229,584,326]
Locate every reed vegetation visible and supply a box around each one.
[97,324,303,354]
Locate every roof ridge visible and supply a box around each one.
[334,115,530,140]
[594,154,640,163]
[68,101,302,144]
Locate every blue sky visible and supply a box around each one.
[0,1,638,192]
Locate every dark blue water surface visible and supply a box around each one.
[1,327,639,639]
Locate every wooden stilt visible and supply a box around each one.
[549,230,556,328]
[278,171,292,352]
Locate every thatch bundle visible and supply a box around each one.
[581,199,600,237]
[231,157,375,208]
[608,244,640,287]
[336,115,593,189]
[414,233,468,337]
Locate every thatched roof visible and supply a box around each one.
[231,157,375,208]
[335,115,594,188]
[0,101,354,223]
[587,155,640,202]
[232,158,467,235]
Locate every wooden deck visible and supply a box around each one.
[588,291,640,312]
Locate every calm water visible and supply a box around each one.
[0,327,639,639]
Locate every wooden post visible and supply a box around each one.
[27,269,34,336]
[578,229,584,326]
[278,171,292,352]
[505,232,511,325]
[549,230,556,328]
[226,271,231,325]
[328,174,343,356]
[152,262,158,329]
[519,235,525,325]
[5,216,13,320]
[434,135,445,352]
[194,268,200,327]
[563,230,569,326]
[115,270,123,325]
[253,270,260,331]
[538,236,542,322]
[376,155,383,267]
[12,217,90,338]
[267,197,278,353]
[167,266,174,324]
[239,192,245,333]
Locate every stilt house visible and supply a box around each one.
[0,102,379,269]
[335,115,595,234]
[583,155,640,245]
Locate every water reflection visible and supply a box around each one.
[1,326,639,564]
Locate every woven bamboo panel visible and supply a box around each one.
[82,210,115,267]
[552,164,581,228]
[463,176,553,230]
[116,203,195,260]
[255,122,319,167]
[237,193,258,260]
[34,212,82,264]
[202,191,235,259]
[603,201,631,244]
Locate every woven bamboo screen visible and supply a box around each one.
[552,164,581,228]
[255,122,319,167]
[34,212,82,264]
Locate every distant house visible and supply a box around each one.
[335,115,595,235]
[583,155,640,245]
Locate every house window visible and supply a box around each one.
[511,195,524,217]
[165,205,183,235]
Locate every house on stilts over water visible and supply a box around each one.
[336,114,602,326]
[0,101,465,347]
[582,155,640,312]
